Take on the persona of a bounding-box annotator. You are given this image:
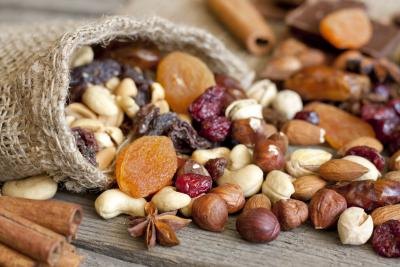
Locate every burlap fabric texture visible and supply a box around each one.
[0,16,254,192]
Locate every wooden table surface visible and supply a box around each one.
[1,0,399,266]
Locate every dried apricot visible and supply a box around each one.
[304,102,375,149]
[319,8,372,49]
[156,52,216,114]
[116,136,178,198]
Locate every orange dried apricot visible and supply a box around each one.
[304,102,375,149]
[156,51,216,114]
[319,8,372,49]
[115,136,178,198]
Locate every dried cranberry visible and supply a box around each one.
[389,98,400,116]
[345,146,385,171]
[361,103,397,122]
[71,127,99,166]
[370,118,400,143]
[175,173,213,197]
[294,110,320,125]
[188,85,226,122]
[371,84,390,102]
[199,116,231,142]
[372,220,400,258]
[388,131,400,155]
[204,158,228,181]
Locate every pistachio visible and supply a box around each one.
[246,79,277,107]
[337,207,373,245]
[225,99,263,121]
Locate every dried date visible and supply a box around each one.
[331,179,400,212]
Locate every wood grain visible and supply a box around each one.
[56,192,398,267]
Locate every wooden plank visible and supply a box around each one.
[78,248,145,267]
[56,192,398,267]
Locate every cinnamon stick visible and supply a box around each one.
[0,207,63,266]
[0,243,37,267]
[207,0,276,55]
[0,196,82,241]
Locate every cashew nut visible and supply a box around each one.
[94,132,114,148]
[272,90,303,119]
[229,144,253,171]
[70,45,94,68]
[94,189,146,219]
[262,170,294,203]
[2,174,57,200]
[82,85,119,116]
[65,103,97,120]
[151,186,191,212]
[217,164,264,197]
[98,107,124,127]
[96,147,117,170]
[71,118,104,132]
[343,155,381,181]
[191,147,231,165]
[105,77,120,91]
[115,78,138,97]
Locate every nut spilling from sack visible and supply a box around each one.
[65,25,400,256]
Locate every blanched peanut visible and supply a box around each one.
[71,118,104,132]
[115,78,138,97]
[82,85,119,116]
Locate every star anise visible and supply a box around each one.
[128,202,191,248]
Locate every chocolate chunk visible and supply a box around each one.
[286,0,400,58]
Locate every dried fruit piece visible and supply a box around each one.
[337,136,383,156]
[199,116,231,142]
[285,66,370,101]
[204,157,228,181]
[304,102,375,149]
[175,173,213,198]
[157,52,216,114]
[372,220,400,258]
[320,8,372,49]
[71,127,99,166]
[294,110,319,125]
[188,85,226,122]
[116,136,178,198]
[106,44,161,70]
[345,146,385,171]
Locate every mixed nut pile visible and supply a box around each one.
[62,37,400,258]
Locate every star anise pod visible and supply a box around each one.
[128,202,191,248]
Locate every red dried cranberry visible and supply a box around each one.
[345,146,385,171]
[370,117,400,143]
[388,130,400,155]
[188,85,226,122]
[371,84,390,101]
[361,103,398,122]
[199,116,231,142]
[204,158,228,181]
[372,220,400,258]
[294,111,320,125]
[389,98,400,116]
[175,173,212,197]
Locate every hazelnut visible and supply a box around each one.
[272,199,308,230]
[262,107,288,129]
[389,150,400,171]
[267,132,288,154]
[176,159,210,177]
[236,208,280,243]
[211,183,245,214]
[337,207,373,245]
[292,175,327,201]
[262,170,294,203]
[192,193,228,232]
[243,194,272,213]
[309,188,347,229]
[253,135,285,172]
[232,118,277,146]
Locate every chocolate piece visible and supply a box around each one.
[286,0,400,58]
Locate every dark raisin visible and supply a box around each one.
[372,220,400,258]
[199,116,231,142]
[294,110,320,125]
[188,85,226,122]
[204,158,228,181]
[345,146,385,171]
[132,104,160,136]
[69,59,121,103]
[71,127,99,166]
[175,173,213,198]
[147,112,180,136]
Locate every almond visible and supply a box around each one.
[337,136,383,156]
[371,204,400,226]
[389,150,400,171]
[281,120,325,146]
[384,171,400,182]
[292,175,328,201]
[318,159,369,181]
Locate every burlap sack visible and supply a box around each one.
[0,16,254,192]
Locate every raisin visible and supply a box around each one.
[71,127,99,166]
[175,173,213,198]
[389,98,400,116]
[345,146,385,171]
[132,104,160,136]
[199,116,231,142]
[372,220,400,258]
[115,136,177,198]
[188,85,226,122]
[204,158,228,181]
[157,52,216,114]
[69,59,121,102]
[294,111,320,125]
[148,112,180,136]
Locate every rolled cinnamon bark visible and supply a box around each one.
[0,207,63,266]
[207,0,276,55]
[0,196,82,241]
[0,243,37,267]
[54,249,83,267]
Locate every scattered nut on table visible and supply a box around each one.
[151,186,191,212]
[262,170,295,203]
[1,174,57,200]
[337,207,373,245]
